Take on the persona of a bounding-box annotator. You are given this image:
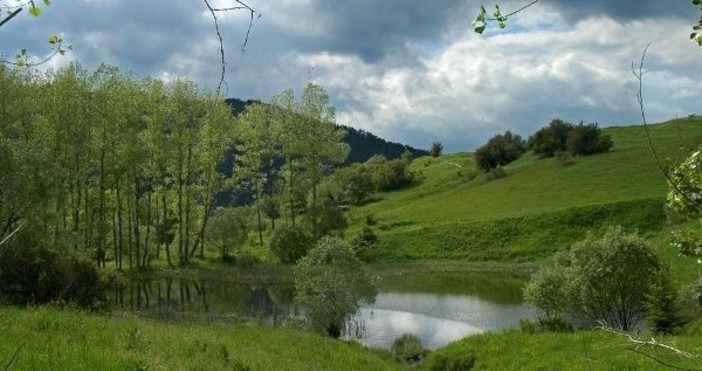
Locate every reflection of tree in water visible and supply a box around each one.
[110,277,297,325]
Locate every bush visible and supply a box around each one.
[429,142,443,157]
[485,166,507,181]
[518,318,573,334]
[269,225,313,264]
[0,242,107,309]
[294,237,376,338]
[528,119,612,158]
[566,122,613,156]
[391,333,425,364]
[474,131,526,171]
[528,118,572,158]
[524,226,679,331]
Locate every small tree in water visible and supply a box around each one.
[294,237,377,338]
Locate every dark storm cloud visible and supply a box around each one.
[305,0,467,62]
[547,0,695,22]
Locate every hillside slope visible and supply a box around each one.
[350,117,702,263]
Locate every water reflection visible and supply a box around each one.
[356,291,535,349]
[110,272,535,349]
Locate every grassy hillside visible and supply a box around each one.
[350,117,702,266]
[0,306,400,371]
[421,329,702,370]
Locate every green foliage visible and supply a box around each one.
[304,202,348,239]
[566,122,613,156]
[269,225,312,264]
[366,154,415,191]
[528,119,612,158]
[518,318,573,334]
[294,237,377,338]
[391,333,426,364]
[0,232,106,309]
[207,207,249,263]
[528,118,572,158]
[331,163,375,206]
[484,165,507,181]
[474,131,526,171]
[429,142,443,157]
[524,226,677,331]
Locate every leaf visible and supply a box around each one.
[48,35,58,45]
[43,0,52,6]
[29,6,42,17]
[474,25,486,34]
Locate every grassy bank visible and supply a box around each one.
[421,329,702,370]
[0,306,401,371]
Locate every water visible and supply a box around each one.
[110,271,535,349]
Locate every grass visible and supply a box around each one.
[420,329,702,370]
[347,117,702,267]
[0,306,402,371]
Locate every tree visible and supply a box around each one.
[565,122,613,156]
[429,142,443,157]
[206,207,249,262]
[294,237,376,338]
[474,130,526,171]
[524,226,678,331]
[528,118,572,158]
[667,149,702,262]
[269,224,312,264]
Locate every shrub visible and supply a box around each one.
[429,142,443,157]
[294,237,376,338]
[391,333,425,364]
[518,318,573,334]
[269,225,312,264]
[566,122,613,156]
[0,241,107,309]
[524,226,679,331]
[528,118,572,158]
[485,166,507,181]
[528,119,612,158]
[474,131,526,171]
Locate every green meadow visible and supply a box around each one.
[2,118,702,370]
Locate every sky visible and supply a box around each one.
[2,0,701,152]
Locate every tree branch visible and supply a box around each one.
[203,0,256,95]
[0,7,22,28]
[632,44,702,214]
[487,0,540,21]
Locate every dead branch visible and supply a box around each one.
[598,326,700,370]
[203,0,257,94]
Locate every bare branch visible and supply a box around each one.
[203,0,256,94]
[487,0,540,21]
[598,326,699,370]
[0,7,22,28]
[632,44,702,213]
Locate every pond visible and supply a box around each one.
[109,270,535,349]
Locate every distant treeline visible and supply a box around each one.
[225,98,428,165]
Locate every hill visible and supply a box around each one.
[349,117,702,271]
